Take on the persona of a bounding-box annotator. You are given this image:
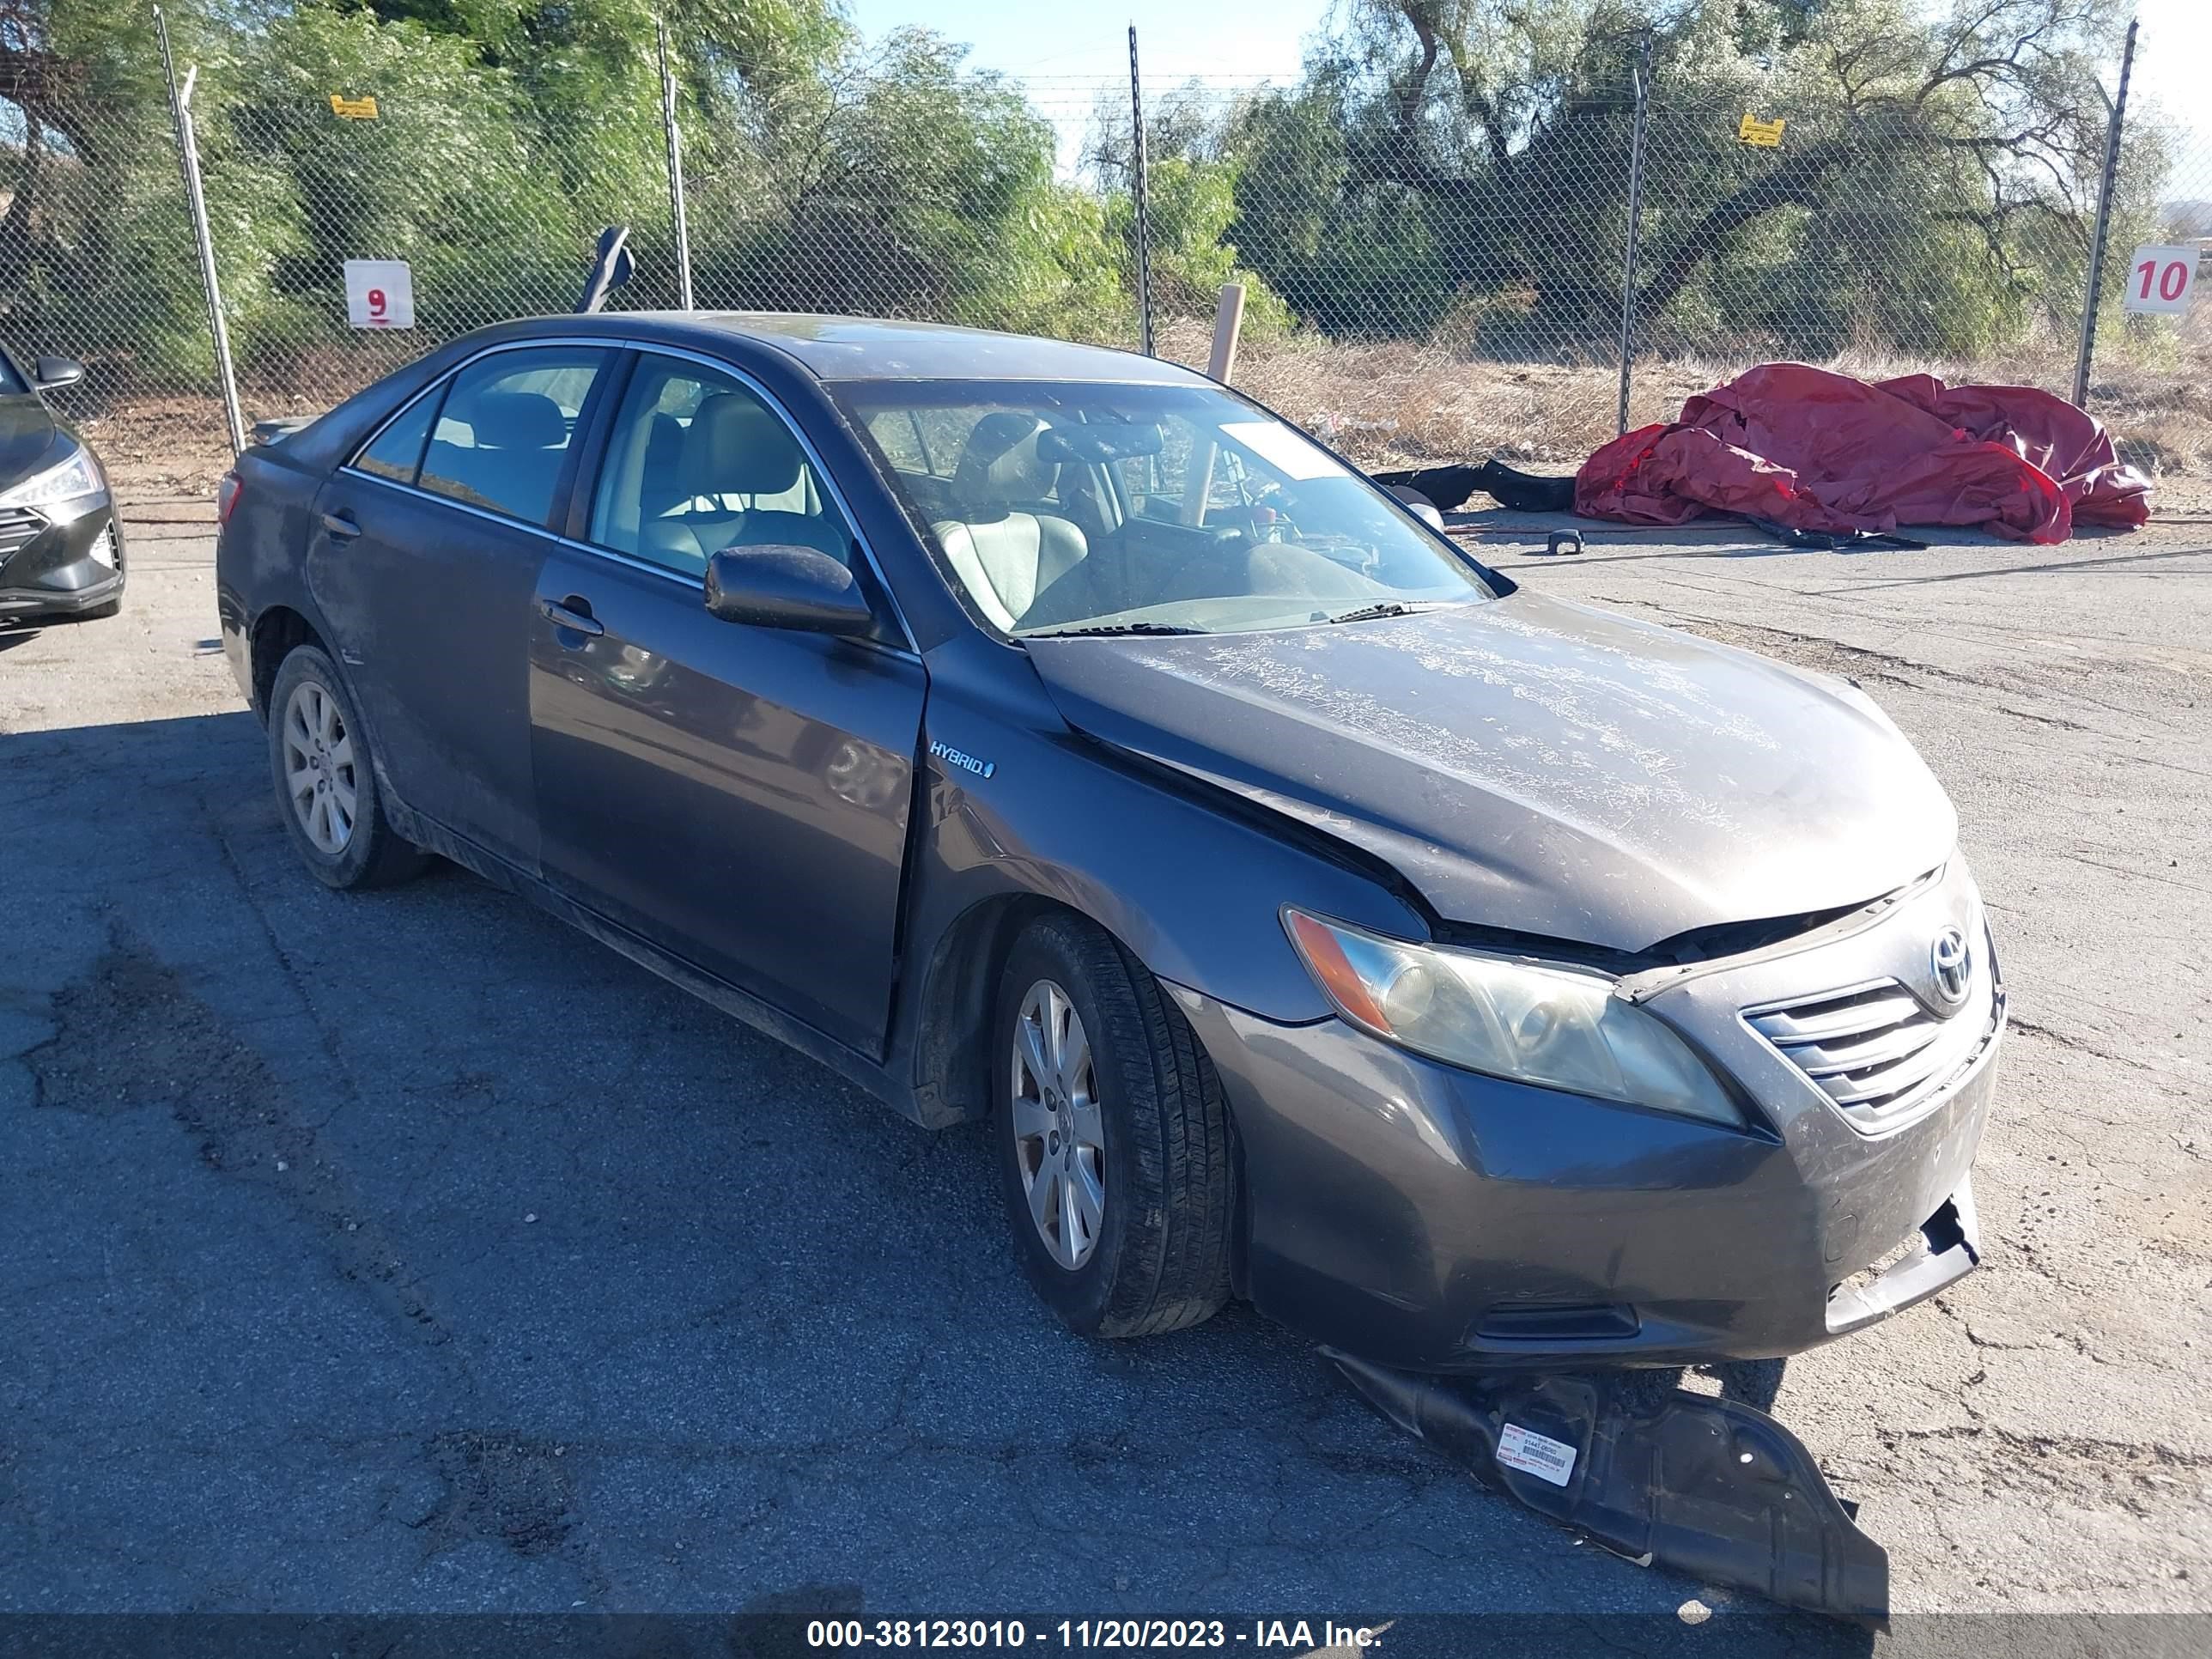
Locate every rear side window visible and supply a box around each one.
[353,390,440,484]
[418,348,608,526]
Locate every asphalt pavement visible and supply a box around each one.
[2,485,2207,1649]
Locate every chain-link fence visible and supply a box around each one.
[3,12,2204,495]
[673,68,1133,345]
[2078,100,2212,479]
[0,83,202,389]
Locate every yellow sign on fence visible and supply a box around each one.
[329,94,380,120]
[1738,113,1785,148]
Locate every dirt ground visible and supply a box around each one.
[78,343,2212,519]
[3,403,2208,1652]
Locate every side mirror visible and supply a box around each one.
[1383,483,1444,533]
[34,356,84,391]
[704,545,876,636]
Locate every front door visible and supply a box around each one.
[308,343,612,870]
[528,351,927,1055]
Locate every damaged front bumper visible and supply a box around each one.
[1169,862,2003,1370]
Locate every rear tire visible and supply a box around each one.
[267,644,426,890]
[991,912,1234,1339]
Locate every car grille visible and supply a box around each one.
[1746,975,2002,1129]
[0,505,45,558]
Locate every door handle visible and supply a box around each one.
[540,596,605,637]
[321,511,362,540]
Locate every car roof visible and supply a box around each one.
[575,312,1212,386]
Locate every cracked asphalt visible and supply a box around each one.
[3,474,2207,1641]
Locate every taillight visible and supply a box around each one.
[216,471,242,527]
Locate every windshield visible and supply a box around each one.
[836,380,1493,638]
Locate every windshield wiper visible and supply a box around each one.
[1324,601,1419,624]
[1024,622,1206,638]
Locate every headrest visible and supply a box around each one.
[952,412,1055,509]
[687,393,805,495]
[459,390,565,450]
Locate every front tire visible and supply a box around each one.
[991,913,1234,1339]
[267,644,426,890]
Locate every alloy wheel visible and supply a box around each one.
[282,678,357,855]
[1010,978,1105,1271]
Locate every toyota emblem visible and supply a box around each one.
[1929,927,1972,1008]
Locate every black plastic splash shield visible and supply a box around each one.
[1324,1350,1889,1625]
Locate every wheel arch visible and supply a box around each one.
[904,886,1251,1292]
[247,604,327,720]
[907,889,1063,1130]
[908,888,1229,1132]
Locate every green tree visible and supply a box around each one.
[0,0,228,381]
[686,28,1133,339]
[1207,0,2133,358]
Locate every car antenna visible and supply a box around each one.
[576,225,635,314]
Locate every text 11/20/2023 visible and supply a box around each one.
[805,1619,1388,1649]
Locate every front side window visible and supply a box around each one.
[417,347,608,526]
[589,355,854,579]
[837,380,1494,637]
[0,349,26,396]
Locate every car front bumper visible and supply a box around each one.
[0,490,124,619]
[1170,863,2002,1370]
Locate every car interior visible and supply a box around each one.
[422,388,571,520]
[606,390,848,576]
[361,357,1478,639]
[878,405,1406,635]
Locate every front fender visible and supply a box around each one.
[887,644,1426,1122]
[917,738,1423,1022]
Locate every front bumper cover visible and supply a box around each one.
[1172,863,2002,1370]
[0,490,124,619]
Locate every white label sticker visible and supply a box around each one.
[1218,419,1350,482]
[343,258,416,329]
[2123,245,2197,315]
[1497,1422,1578,1487]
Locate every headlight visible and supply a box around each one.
[1283,908,1741,1124]
[0,447,104,510]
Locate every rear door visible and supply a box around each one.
[528,349,927,1054]
[307,343,612,870]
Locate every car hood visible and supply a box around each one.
[1024,592,1957,953]
[0,393,60,486]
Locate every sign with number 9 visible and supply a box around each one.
[343,259,416,330]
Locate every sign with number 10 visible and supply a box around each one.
[2124,245,2197,315]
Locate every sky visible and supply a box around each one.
[2124,0,2212,154]
[844,0,1333,86]
[848,0,2209,155]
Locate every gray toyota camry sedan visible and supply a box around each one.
[216,314,2003,1370]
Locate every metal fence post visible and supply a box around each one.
[1614,33,1653,438]
[657,19,695,312]
[1128,26,1155,356]
[156,6,245,456]
[2072,18,2138,408]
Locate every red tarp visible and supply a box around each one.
[1575,363,2152,544]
